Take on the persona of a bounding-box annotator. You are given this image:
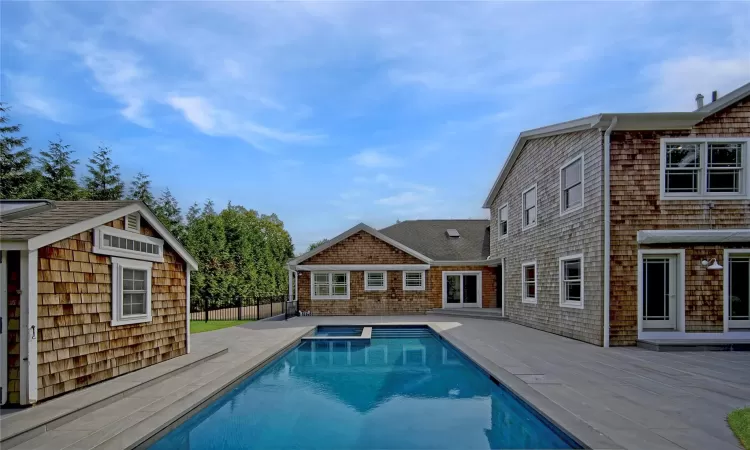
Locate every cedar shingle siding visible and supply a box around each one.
[297,231,496,315]
[489,128,605,345]
[609,98,750,345]
[36,217,187,400]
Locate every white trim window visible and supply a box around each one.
[521,185,537,230]
[560,155,584,215]
[521,261,537,304]
[311,272,350,300]
[497,203,509,239]
[94,226,164,263]
[726,251,750,329]
[403,271,425,291]
[559,254,584,309]
[111,257,152,326]
[661,138,749,199]
[365,271,387,291]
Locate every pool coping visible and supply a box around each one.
[301,325,372,341]
[97,322,621,450]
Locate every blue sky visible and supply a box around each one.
[2,2,748,251]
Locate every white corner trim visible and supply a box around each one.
[93,225,165,263]
[311,271,351,300]
[497,203,509,240]
[403,270,426,291]
[637,229,750,244]
[19,251,29,404]
[603,115,617,348]
[637,249,686,339]
[294,264,430,271]
[521,184,538,231]
[110,257,153,326]
[186,269,191,354]
[27,250,38,404]
[521,260,538,304]
[364,271,387,291]
[559,253,584,310]
[559,153,585,217]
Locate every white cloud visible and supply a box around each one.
[4,73,67,123]
[376,191,422,206]
[350,149,402,168]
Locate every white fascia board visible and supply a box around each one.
[430,259,499,266]
[289,223,432,265]
[295,264,431,271]
[637,229,750,244]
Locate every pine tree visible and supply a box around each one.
[37,137,80,200]
[127,171,154,206]
[0,103,41,198]
[153,188,185,241]
[307,238,329,252]
[82,146,124,200]
[186,202,202,226]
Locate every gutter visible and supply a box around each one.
[603,116,617,348]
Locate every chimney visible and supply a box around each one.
[696,93,704,109]
[712,90,718,102]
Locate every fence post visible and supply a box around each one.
[238,297,242,321]
[284,296,287,320]
[204,296,208,323]
[257,297,260,321]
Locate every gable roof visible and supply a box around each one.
[289,222,432,265]
[482,82,750,208]
[0,200,198,270]
[379,220,490,262]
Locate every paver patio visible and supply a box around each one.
[4,315,748,449]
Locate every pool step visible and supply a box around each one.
[427,308,508,321]
[371,328,433,339]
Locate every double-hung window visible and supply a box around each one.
[312,272,350,300]
[365,271,387,291]
[559,254,584,309]
[560,155,583,214]
[661,138,748,199]
[111,257,152,326]
[521,185,537,230]
[497,203,508,239]
[521,261,537,304]
[403,271,425,291]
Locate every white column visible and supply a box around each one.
[186,269,191,354]
[288,269,293,302]
[20,250,38,404]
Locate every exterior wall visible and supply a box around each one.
[296,231,496,314]
[609,98,750,345]
[35,217,187,401]
[6,251,21,404]
[488,128,605,345]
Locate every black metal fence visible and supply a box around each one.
[191,295,298,322]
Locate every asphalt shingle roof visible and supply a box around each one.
[379,219,490,262]
[0,200,138,241]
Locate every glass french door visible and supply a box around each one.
[729,256,750,329]
[642,256,678,330]
[444,273,480,308]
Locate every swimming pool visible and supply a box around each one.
[149,326,579,449]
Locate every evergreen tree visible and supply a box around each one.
[82,146,124,200]
[307,238,329,252]
[153,188,185,242]
[127,171,154,206]
[0,104,41,198]
[186,202,202,226]
[37,137,80,200]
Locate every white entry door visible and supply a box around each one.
[728,255,750,329]
[443,272,481,308]
[642,255,678,330]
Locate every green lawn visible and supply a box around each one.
[190,320,251,334]
[729,408,750,450]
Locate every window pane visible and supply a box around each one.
[525,206,536,226]
[499,206,508,221]
[666,144,700,168]
[120,238,128,249]
[111,236,119,248]
[564,260,581,280]
[730,258,749,320]
[124,278,134,291]
[446,275,460,303]
[405,272,423,287]
[126,239,134,250]
[665,171,699,193]
[708,143,741,167]
[526,282,536,298]
[130,293,146,315]
[463,275,478,304]
[644,260,668,319]
[565,184,582,209]
[104,234,111,246]
[566,282,581,302]
[524,188,536,208]
[333,285,347,295]
[315,284,330,296]
[524,265,535,282]
[367,272,384,287]
[333,273,347,284]
[563,160,581,188]
[314,273,329,283]
[133,270,146,281]
[707,170,740,193]
[501,222,508,235]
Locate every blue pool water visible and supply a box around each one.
[149,327,577,449]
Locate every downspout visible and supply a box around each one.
[603,116,617,348]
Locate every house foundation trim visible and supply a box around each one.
[638,229,750,244]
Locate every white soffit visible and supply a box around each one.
[637,229,750,244]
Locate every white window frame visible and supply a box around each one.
[559,154,584,216]
[660,137,750,200]
[637,249,685,339]
[521,261,537,304]
[311,271,350,300]
[125,212,141,233]
[94,225,164,263]
[111,257,153,326]
[521,184,538,231]
[559,254,584,309]
[497,203,509,239]
[441,270,483,308]
[403,271,425,291]
[724,249,750,331]
[364,271,387,291]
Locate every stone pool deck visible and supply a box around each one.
[3,316,748,449]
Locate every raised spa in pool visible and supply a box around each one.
[148,326,580,449]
